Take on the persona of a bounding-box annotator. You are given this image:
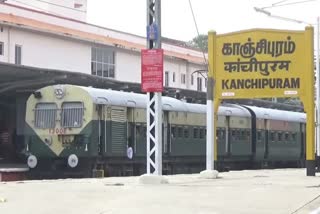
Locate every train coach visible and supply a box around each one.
[23,84,306,178]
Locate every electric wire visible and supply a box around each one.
[263,0,318,9]
[188,0,210,78]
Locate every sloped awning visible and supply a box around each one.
[0,62,208,104]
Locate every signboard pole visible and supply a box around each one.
[207,31,216,170]
[146,0,162,175]
[316,17,320,158]
[304,26,316,176]
[199,31,219,179]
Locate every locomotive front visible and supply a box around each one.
[24,85,95,171]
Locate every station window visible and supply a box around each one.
[91,47,115,78]
[15,45,22,65]
[0,41,3,55]
[191,75,194,85]
[197,77,202,91]
[173,72,176,82]
[278,132,282,141]
[181,74,186,84]
[165,71,169,87]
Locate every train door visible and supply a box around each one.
[110,106,127,156]
[96,105,103,155]
[163,111,170,155]
[225,114,231,156]
[264,118,269,159]
[98,105,109,156]
[127,107,135,159]
[300,123,305,159]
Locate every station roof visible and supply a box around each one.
[0,62,207,103]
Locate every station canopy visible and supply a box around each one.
[0,62,206,103]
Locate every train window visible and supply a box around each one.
[277,132,282,141]
[270,132,275,141]
[61,102,84,128]
[236,130,241,140]
[220,130,225,139]
[171,127,176,138]
[200,129,204,139]
[285,133,289,141]
[34,103,57,129]
[142,127,147,137]
[231,130,236,138]
[193,128,199,138]
[292,133,297,141]
[241,130,246,140]
[257,131,262,141]
[136,126,141,134]
[243,130,250,141]
[178,127,183,138]
[184,128,189,138]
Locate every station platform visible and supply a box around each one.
[0,168,320,214]
[0,164,28,182]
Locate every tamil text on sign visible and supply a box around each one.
[141,49,164,92]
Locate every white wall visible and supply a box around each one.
[6,28,91,73]
[116,51,141,83]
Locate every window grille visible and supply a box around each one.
[91,47,115,78]
[34,103,57,128]
[61,102,84,128]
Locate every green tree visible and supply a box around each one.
[188,34,208,52]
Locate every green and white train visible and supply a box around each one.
[23,84,306,177]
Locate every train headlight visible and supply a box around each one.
[27,155,38,168]
[68,154,78,168]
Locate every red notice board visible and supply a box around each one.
[141,49,164,92]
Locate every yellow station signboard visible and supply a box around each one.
[208,27,316,176]
[210,29,312,99]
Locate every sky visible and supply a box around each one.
[86,0,320,42]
